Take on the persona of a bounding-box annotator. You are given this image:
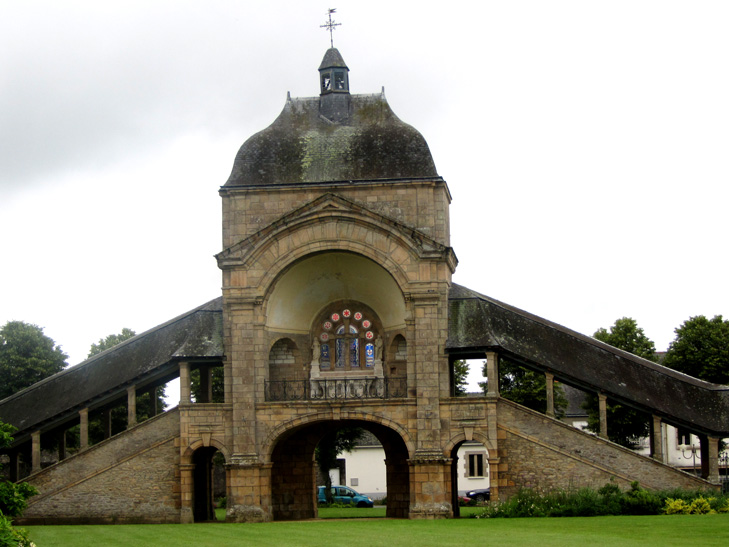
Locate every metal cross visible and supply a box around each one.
[320,8,341,48]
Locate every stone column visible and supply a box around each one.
[127,385,137,428]
[598,393,608,439]
[179,463,195,523]
[545,372,555,418]
[706,436,721,484]
[650,415,664,462]
[487,457,500,502]
[408,455,453,518]
[699,434,720,483]
[180,361,191,404]
[485,352,499,397]
[79,408,89,451]
[31,430,41,474]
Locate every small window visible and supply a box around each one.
[466,453,485,478]
[676,427,692,447]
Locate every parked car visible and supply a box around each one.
[465,488,490,502]
[317,485,374,507]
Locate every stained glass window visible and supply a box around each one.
[318,308,378,370]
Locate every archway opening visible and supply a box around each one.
[192,446,226,522]
[269,419,410,520]
[450,440,490,517]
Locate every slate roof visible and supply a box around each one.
[0,298,223,442]
[447,284,729,436]
[3,285,728,445]
[224,92,437,187]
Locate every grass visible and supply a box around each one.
[23,514,729,547]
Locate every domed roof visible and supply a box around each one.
[224,49,437,187]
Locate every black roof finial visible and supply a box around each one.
[320,8,341,48]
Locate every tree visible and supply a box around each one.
[663,315,729,385]
[481,358,567,417]
[88,327,137,357]
[0,321,68,400]
[453,359,469,396]
[593,317,657,361]
[585,317,657,449]
[315,428,363,503]
[0,421,38,517]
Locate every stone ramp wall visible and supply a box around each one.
[17,409,181,524]
[497,399,712,496]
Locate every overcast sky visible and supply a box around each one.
[2,2,727,389]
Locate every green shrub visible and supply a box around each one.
[663,498,690,514]
[216,496,226,509]
[0,482,38,518]
[688,497,714,515]
[0,512,34,547]
[472,483,729,519]
[619,482,662,515]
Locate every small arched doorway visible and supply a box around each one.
[192,446,226,522]
[269,419,411,520]
[450,440,490,517]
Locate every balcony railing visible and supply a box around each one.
[264,376,407,402]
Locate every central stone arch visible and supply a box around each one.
[266,417,412,520]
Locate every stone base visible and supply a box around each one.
[227,504,269,523]
[409,503,453,519]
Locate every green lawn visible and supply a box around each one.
[24,514,729,546]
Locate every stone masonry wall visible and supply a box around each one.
[18,409,181,524]
[221,180,451,251]
[497,399,712,497]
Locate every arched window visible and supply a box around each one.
[318,308,377,370]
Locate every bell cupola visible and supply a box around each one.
[318,47,349,94]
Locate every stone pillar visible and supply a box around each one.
[598,393,608,439]
[545,372,555,418]
[699,434,720,483]
[180,361,191,404]
[706,436,720,484]
[408,454,452,519]
[485,352,499,397]
[179,463,195,523]
[31,430,41,474]
[227,459,272,522]
[127,385,137,428]
[487,457,500,501]
[650,415,664,462]
[79,408,89,451]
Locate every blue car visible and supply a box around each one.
[317,485,374,507]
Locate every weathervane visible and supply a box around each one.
[320,8,341,48]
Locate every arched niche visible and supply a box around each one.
[265,252,407,333]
